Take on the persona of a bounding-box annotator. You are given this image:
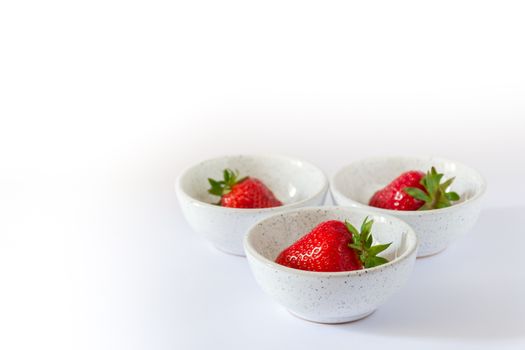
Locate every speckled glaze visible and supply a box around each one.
[244,207,418,324]
[176,155,328,256]
[330,156,486,257]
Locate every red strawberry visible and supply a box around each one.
[369,167,460,211]
[208,169,282,208]
[275,218,391,272]
[369,170,425,210]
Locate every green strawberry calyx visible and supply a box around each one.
[346,217,392,269]
[207,168,247,197]
[404,166,460,210]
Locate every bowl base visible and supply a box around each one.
[417,246,447,258]
[288,309,375,324]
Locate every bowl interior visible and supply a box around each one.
[333,157,485,207]
[247,207,416,264]
[179,155,326,207]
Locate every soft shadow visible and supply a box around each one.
[337,206,525,340]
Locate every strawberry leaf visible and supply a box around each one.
[404,167,461,210]
[346,217,392,269]
[441,177,455,191]
[223,169,231,183]
[344,221,359,236]
[348,243,362,251]
[364,256,389,268]
[366,234,373,249]
[368,242,392,256]
[361,216,373,236]
[207,168,247,200]
[445,191,460,201]
[207,178,225,196]
[404,187,430,202]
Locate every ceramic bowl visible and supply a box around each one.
[330,156,486,257]
[176,155,328,256]
[244,207,418,324]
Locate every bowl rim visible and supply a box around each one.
[176,154,329,213]
[243,206,418,277]
[330,155,487,216]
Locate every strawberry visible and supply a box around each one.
[275,217,391,272]
[369,167,460,211]
[208,169,282,208]
[369,170,426,211]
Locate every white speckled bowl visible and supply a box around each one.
[176,155,328,256]
[330,156,486,257]
[244,207,418,324]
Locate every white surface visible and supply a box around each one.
[1,0,525,349]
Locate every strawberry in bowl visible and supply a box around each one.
[176,155,328,255]
[208,169,282,208]
[276,217,391,272]
[369,167,460,211]
[330,156,486,257]
[244,207,417,323]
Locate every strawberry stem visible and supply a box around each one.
[404,167,460,210]
[345,217,392,268]
[207,168,247,198]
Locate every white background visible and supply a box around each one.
[1,1,524,349]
